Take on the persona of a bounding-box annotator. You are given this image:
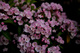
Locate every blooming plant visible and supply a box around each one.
[0,0,79,53]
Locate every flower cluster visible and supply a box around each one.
[0,1,79,53]
[0,23,8,32]
[0,35,9,52]
[0,35,9,45]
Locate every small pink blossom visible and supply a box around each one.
[2,25,8,31]
[1,22,4,25]
[25,36,30,42]
[16,16,22,21]
[24,10,33,19]
[26,42,31,47]
[32,42,37,47]
[18,20,23,25]
[51,36,54,40]
[14,20,17,23]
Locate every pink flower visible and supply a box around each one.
[26,42,31,47]
[16,16,22,21]
[29,20,35,24]
[18,20,23,25]
[20,12,25,17]
[2,25,8,31]
[48,46,61,53]
[24,10,33,19]
[56,36,64,44]
[14,7,20,15]
[56,11,61,18]
[7,9,14,15]
[25,36,30,42]
[37,8,42,13]
[51,36,54,40]
[2,15,9,20]
[35,45,41,52]
[57,4,63,11]
[44,11,51,19]
[14,20,17,23]
[38,15,43,18]
[46,39,50,44]
[31,50,35,53]
[39,50,45,53]
[48,18,59,27]
[32,42,37,47]
[41,2,51,10]
[42,45,47,50]
[31,35,36,40]
[53,29,56,33]
[1,22,4,25]
[36,34,41,39]
[2,3,10,11]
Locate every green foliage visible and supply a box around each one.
[25,0,37,4]
[2,31,11,41]
[31,6,34,10]
[30,0,37,4]
[8,0,15,7]
[4,19,13,24]
[58,32,62,36]
[18,26,22,36]
[59,45,63,49]
[3,19,16,26]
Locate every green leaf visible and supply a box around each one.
[18,0,21,2]
[3,19,16,26]
[26,0,31,4]
[31,6,34,10]
[59,45,63,49]
[2,31,11,41]
[3,19,13,24]
[8,0,15,7]
[30,0,37,4]
[10,3,15,7]
[58,32,62,36]
[18,26,22,36]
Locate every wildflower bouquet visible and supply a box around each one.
[0,0,78,53]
